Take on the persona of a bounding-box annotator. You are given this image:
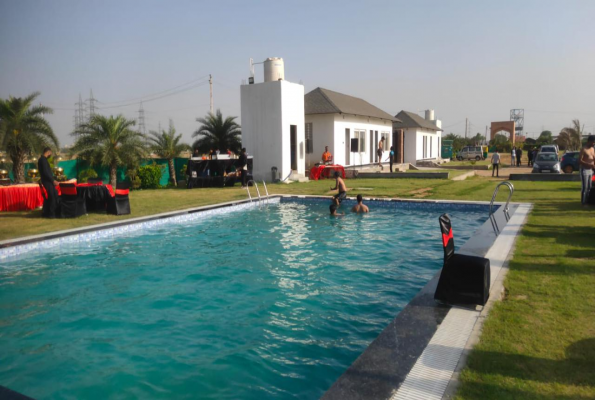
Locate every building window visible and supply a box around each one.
[305,123,313,154]
[423,136,427,158]
[355,129,366,152]
[381,132,390,150]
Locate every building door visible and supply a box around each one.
[374,131,379,162]
[369,132,374,163]
[290,125,297,171]
[345,128,350,165]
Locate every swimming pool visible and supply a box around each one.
[0,198,489,399]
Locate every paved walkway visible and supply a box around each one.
[475,166,532,179]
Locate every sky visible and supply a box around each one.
[1,0,594,147]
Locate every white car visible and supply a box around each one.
[539,145,559,154]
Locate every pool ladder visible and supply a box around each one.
[245,180,270,208]
[489,181,514,234]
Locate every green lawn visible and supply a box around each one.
[1,177,594,398]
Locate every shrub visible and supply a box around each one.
[137,163,164,189]
[78,168,98,183]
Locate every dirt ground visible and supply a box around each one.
[475,165,533,179]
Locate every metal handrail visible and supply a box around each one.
[490,181,514,221]
[245,183,253,202]
[254,182,263,207]
[262,180,269,203]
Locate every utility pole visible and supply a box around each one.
[465,118,468,139]
[485,125,488,144]
[209,74,213,114]
[88,89,96,121]
[138,101,146,140]
[74,94,85,134]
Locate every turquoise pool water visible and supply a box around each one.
[0,199,488,399]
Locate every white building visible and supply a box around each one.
[304,88,397,168]
[392,110,442,164]
[240,58,305,182]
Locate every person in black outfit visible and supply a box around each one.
[38,147,59,218]
[386,146,395,173]
[516,147,522,167]
[239,148,248,188]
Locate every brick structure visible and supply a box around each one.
[490,121,516,144]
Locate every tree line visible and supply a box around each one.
[444,119,589,153]
[0,92,242,187]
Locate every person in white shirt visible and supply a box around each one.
[511,147,516,168]
[492,150,501,177]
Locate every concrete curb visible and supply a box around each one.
[442,204,532,399]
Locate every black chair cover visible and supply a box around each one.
[59,183,87,218]
[107,182,131,215]
[434,214,490,306]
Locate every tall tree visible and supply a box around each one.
[557,120,584,151]
[148,120,189,186]
[0,92,58,183]
[192,109,241,154]
[70,114,147,187]
[537,130,553,145]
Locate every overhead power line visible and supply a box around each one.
[97,81,210,110]
[96,75,210,105]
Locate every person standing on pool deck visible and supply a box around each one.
[385,146,395,173]
[351,194,369,213]
[511,147,516,167]
[239,148,248,188]
[491,150,501,177]
[330,171,347,206]
[38,147,59,218]
[377,138,385,170]
[578,135,595,205]
[516,147,522,167]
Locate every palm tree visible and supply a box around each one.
[70,114,147,187]
[558,120,584,151]
[192,109,241,154]
[0,92,58,183]
[148,120,189,186]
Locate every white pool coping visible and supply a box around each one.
[390,203,532,400]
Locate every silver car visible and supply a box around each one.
[532,153,561,173]
[456,146,484,161]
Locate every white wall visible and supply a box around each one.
[240,80,305,181]
[402,128,442,164]
[334,115,393,166]
[303,113,392,167]
[281,81,306,177]
[305,114,335,168]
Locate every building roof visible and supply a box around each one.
[305,87,397,122]
[393,110,442,131]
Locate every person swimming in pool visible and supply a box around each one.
[330,171,347,206]
[351,194,369,213]
[330,203,344,216]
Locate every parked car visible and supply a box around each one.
[532,152,561,174]
[560,151,579,173]
[539,145,559,154]
[456,146,484,161]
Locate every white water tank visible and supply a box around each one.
[264,57,284,82]
[425,109,435,121]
